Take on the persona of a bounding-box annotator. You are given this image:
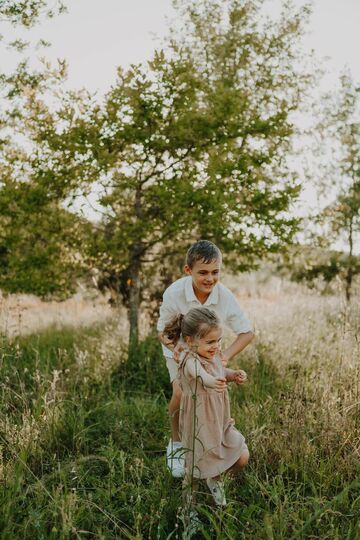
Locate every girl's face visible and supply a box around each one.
[188,327,222,360]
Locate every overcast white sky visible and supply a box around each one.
[4,0,360,93]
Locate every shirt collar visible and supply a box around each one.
[205,284,219,306]
[185,277,219,306]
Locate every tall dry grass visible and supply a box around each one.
[0,274,358,538]
[0,289,114,338]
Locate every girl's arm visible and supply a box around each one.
[184,356,226,393]
[224,368,236,381]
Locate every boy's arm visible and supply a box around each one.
[222,332,254,365]
[222,290,254,365]
[185,356,226,393]
[156,292,178,351]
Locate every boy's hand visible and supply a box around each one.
[232,370,247,385]
[173,341,185,363]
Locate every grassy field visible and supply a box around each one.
[0,277,359,539]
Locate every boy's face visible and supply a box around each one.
[187,327,222,359]
[184,258,221,296]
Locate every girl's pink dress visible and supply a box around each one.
[177,349,247,479]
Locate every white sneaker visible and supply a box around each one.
[179,507,201,538]
[186,509,201,537]
[166,440,185,478]
[206,477,227,506]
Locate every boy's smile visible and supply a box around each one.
[184,258,221,303]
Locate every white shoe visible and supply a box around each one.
[186,509,201,536]
[166,440,185,478]
[206,477,227,506]
[179,507,201,538]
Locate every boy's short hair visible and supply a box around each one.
[186,240,222,268]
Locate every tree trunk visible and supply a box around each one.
[127,175,151,352]
[345,218,354,302]
[128,182,144,348]
[345,265,353,302]
[128,251,141,349]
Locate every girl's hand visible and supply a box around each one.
[210,376,227,393]
[232,370,247,385]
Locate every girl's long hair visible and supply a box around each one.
[163,307,220,345]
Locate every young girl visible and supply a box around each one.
[164,307,249,506]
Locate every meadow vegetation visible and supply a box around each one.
[0,275,359,539]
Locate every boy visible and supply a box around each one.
[157,240,254,477]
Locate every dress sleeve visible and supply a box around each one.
[183,355,217,389]
[224,292,253,335]
[224,368,236,381]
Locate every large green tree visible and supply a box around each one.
[20,0,311,345]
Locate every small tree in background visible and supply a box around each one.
[313,74,360,301]
[320,186,360,301]
[274,244,360,296]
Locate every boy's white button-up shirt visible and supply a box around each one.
[157,276,252,358]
